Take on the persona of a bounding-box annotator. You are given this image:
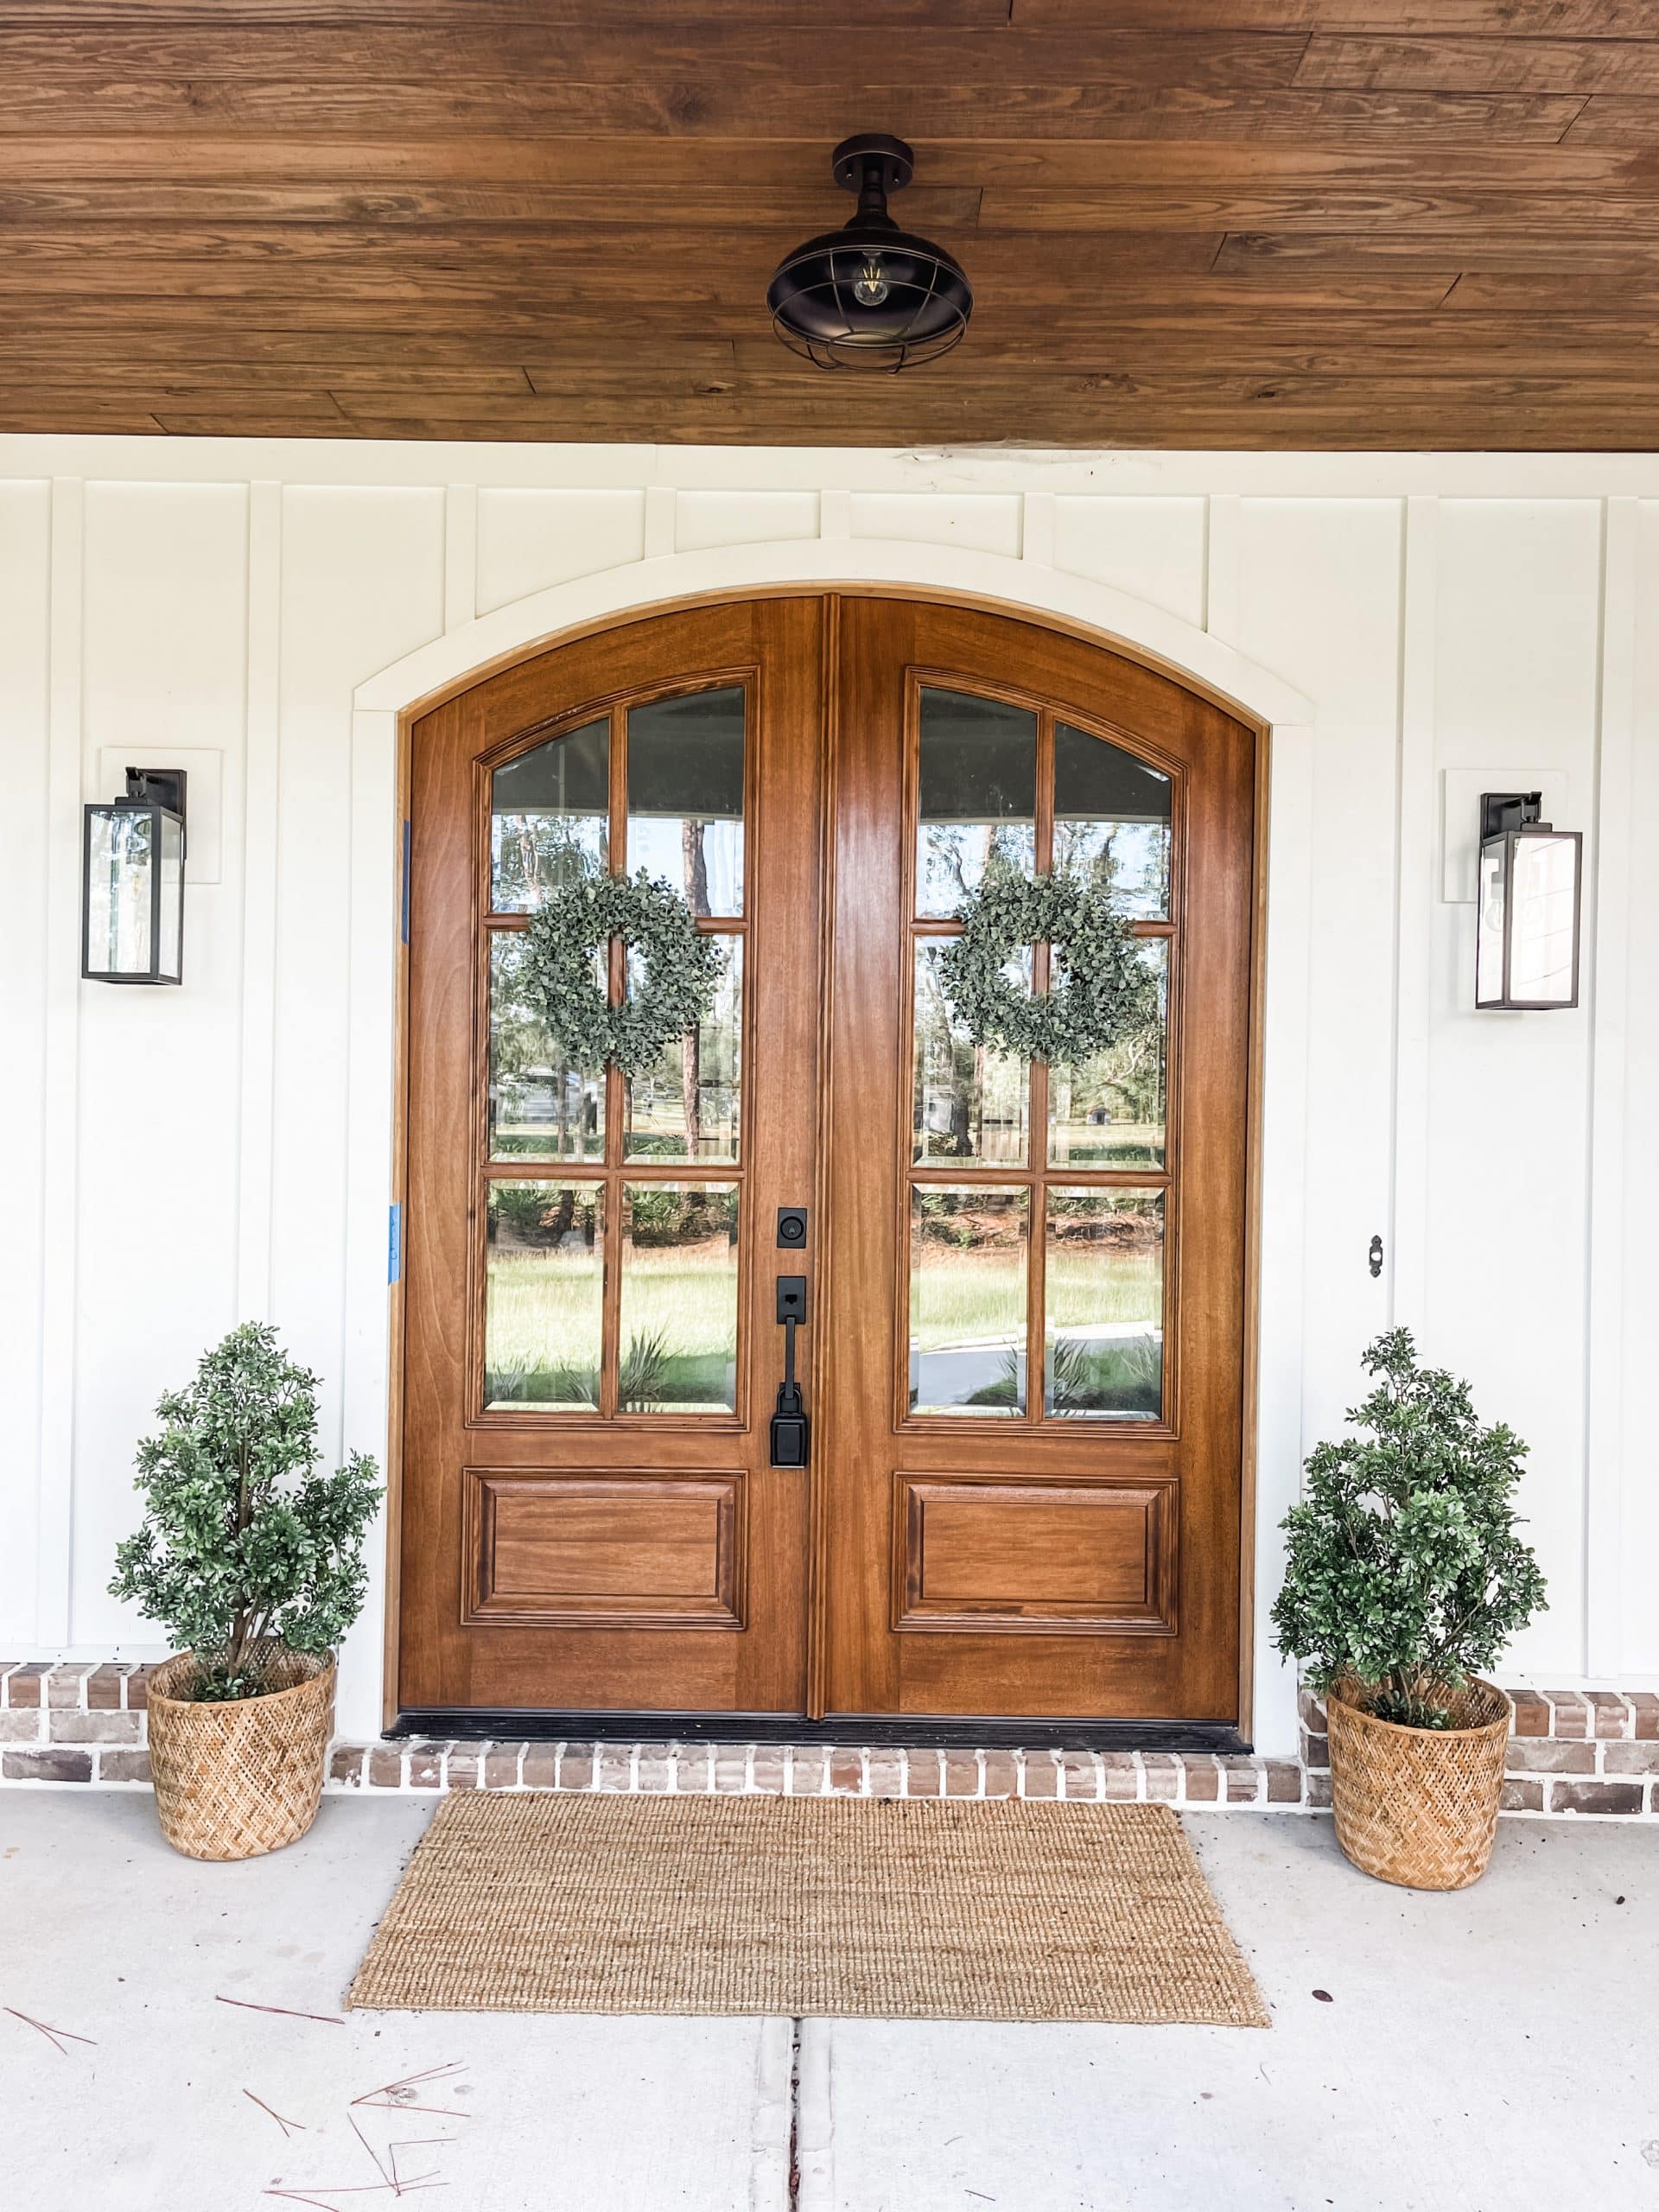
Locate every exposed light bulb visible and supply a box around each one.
[852,256,890,307]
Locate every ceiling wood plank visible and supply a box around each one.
[1,4,1655,449]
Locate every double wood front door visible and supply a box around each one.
[398,595,1255,1730]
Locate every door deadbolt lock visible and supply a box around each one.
[777,1205,809,1249]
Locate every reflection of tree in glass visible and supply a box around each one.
[924,819,1033,913]
[681,817,708,1148]
[916,949,988,1158]
[493,810,601,911]
[492,893,603,1160]
[913,1187,1027,1249]
[489,1181,593,1244]
[1055,813,1171,917]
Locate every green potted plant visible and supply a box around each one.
[1272,1329,1547,1891]
[110,1323,381,1862]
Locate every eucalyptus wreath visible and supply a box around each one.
[935,867,1157,1065]
[520,868,722,1078]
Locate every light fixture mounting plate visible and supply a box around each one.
[832,132,913,195]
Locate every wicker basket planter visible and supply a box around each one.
[1325,1675,1512,1891]
[145,1647,336,1862]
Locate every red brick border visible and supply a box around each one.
[3,1663,1655,1815]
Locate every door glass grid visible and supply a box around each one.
[906,685,1173,1426]
[482,683,747,1419]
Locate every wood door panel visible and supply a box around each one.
[895,1476,1177,1635]
[820,596,1254,1726]
[399,596,823,1717]
[466,1471,743,1628]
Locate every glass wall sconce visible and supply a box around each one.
[1475,791,1581,1010]
[82,767,187,985]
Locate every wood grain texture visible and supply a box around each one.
[3,3,1659,448]
[401,592,1253,1725]
[821,599,1254,1723]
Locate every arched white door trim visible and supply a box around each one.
[340,539,1313,1758]
[353,535,1313,728]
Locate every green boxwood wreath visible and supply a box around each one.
[935,868,1158,1065]
[519,869,723,1078]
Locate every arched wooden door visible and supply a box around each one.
[397,595,1256,1733]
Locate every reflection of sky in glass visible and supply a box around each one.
[626,817,742,916]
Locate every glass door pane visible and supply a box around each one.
[1046,941,1167,1169]
[1043,1189,1164,1421]
[626,687,746,915]
[484,1182,605,1409]
[908,1187,1029,1415]
[1052,722,1172,917]
[491,717,608,912]
[916,687,1036,915]
[912,941,1028,1164]
[619,1184,741,1413]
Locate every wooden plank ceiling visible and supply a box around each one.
[3,1,1659,448]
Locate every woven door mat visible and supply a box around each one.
[347,1791,1268,2026]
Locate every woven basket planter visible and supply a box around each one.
[145,1646,335,1862]
[1325,1676,1512,1891]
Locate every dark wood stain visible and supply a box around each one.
[3,0,1659,448]
[399,593,1254,1725]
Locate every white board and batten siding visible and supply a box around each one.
[3,439,1656,1752]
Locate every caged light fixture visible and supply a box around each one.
[766,134,973,372]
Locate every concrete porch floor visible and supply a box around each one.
[0,1793,1649,2212]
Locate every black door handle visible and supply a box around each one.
[771,1275,810,1467]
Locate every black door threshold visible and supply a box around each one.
[391,1708,1250,1755]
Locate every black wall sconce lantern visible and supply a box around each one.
[767,133,972,372]
[82,767,187,985]
[1475,791,1582,1011]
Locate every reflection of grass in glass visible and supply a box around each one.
[485,1242,736,1409]
[910,1247,1027,1351]
[620,1242,737,1409]
[485,1248,601,1406]
[1045,1246,1161,1331]
[492,1126,601,1160]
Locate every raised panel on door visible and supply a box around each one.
[820,598,1254,1724]
[399,598,825,1718]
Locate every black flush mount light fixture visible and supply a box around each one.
[82,767,187,984]
[1475,791,1582,1011]
[767,133,972,372]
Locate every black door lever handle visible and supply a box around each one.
[771,1276,810,1467]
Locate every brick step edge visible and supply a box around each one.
[1,1664,1656,1817]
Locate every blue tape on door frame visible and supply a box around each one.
[388,1201,403,1286]
[400,817,411,944]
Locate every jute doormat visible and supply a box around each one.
[347,1791,1268,2026]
